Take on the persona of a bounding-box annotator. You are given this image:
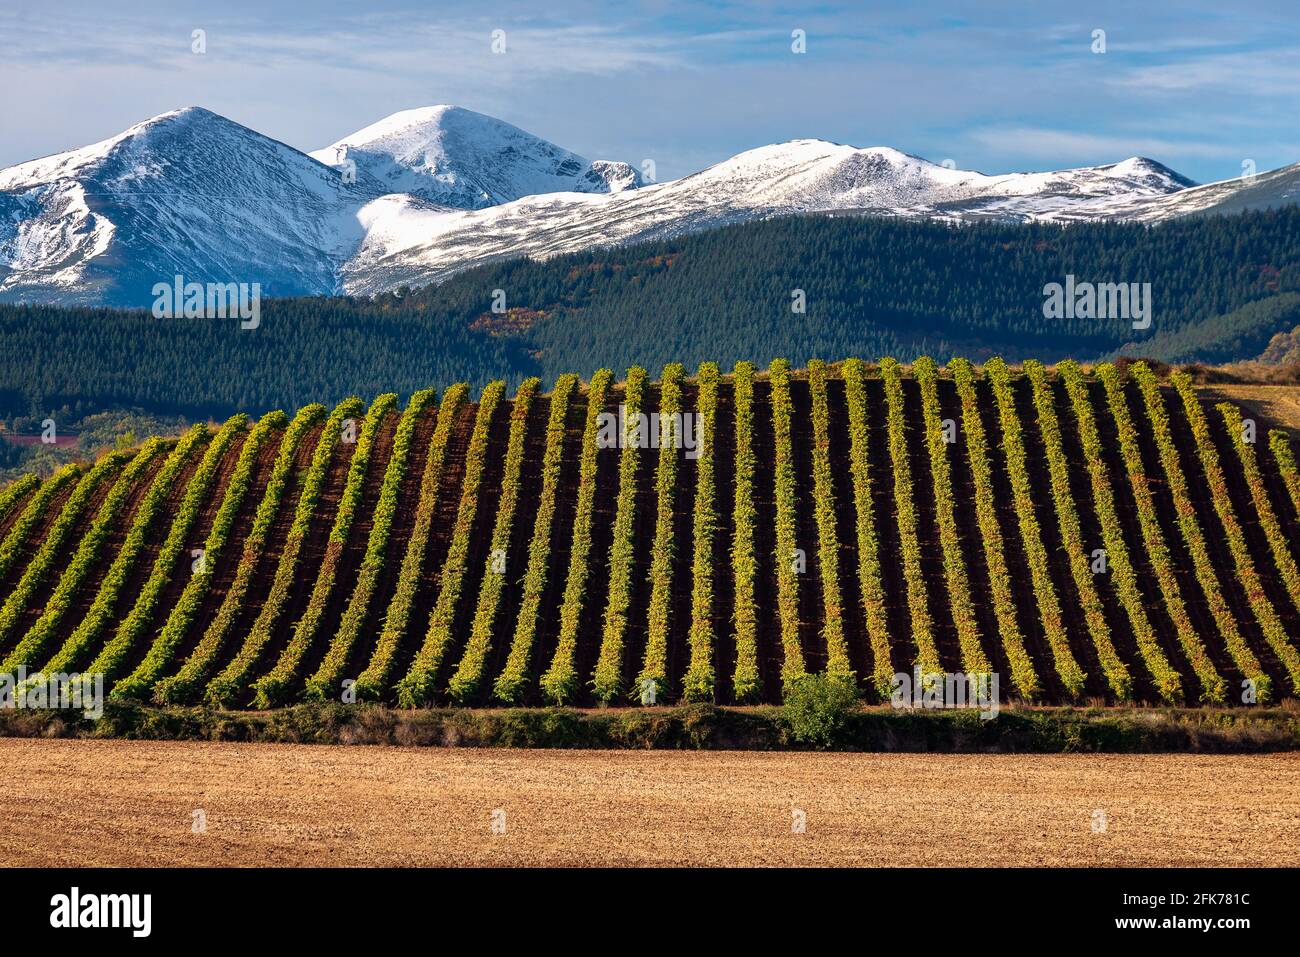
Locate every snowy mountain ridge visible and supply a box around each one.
[2,105,1295,307]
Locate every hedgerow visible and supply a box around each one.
[205,397,363,706]
[948,358,1039,699]
[1023,361,1131,700]
[807,359,854,684]
[769,358,808,693]
[593,365,648,703]
[1056,361,1180,702]
[39,427,210,676]
[112,411,288,700]
[449,378,541,703]
[154,404,325,704]
[880,357,942,680]
[84,415,247,685]
[635,363,684,702]
[254,394,397,707]
[306,389,436,701]
[356,384,470,700]
[1095,364,1227,703]
[1130,363,1270,701]
[682,362,720,702]
[493,374,578,704]
[984,358,1086,697]
[913,356,990,679]
[540,369,614,704]
[1,441,165,671]
[1169,372,1300,694]
[396,381,507,706]
[842,358,892,697]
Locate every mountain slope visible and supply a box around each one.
[0,107,375,306]
[308,105,641,209]
[340,140,1198,293]
[2,105,1298,308]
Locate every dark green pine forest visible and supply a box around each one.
[2,207,1298,422]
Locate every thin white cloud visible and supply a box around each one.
[1111,48,1300,94]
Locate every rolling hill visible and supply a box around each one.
[2,357,1299,710]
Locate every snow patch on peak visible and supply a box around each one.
[310,105,642,208]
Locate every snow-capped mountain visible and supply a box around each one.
[0,107,376,306]
[340,141,1198,293]
[308,105,641,209]
[1,105,1296,308]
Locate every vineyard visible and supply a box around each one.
[2,358,1300,709]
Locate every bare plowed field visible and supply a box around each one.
[2,739,1296,867]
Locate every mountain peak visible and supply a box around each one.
[310,105,642,208]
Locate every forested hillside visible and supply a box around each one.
[2,208,1297,420]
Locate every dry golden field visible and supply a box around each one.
[2,739,1297,867]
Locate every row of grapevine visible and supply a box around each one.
[493,375,578,703]
[111,412,287,699]
[448,378,542,703]
[729,362,761,701]
[1167,372,1300,693]
[207,398,363,706]
[253,395,396,707]
[0,474,39,534]
[154,404,326,704]
[1055,361,1179,701]
[307,390,437,700]
[3,441,164,670]
[1094,364,1228,702]
[1128,363,1271,700]
[768,359,811,692]
[913,357,990,678]
[682,362,720,701]
[540,370,613,704]
[0,464,82,584]
[593,366,648,703]
[1272,430,1300,520]
[1024,361,1131,699]
[356,385,470,699]
[84,416,247,684]
[769,359,807,690]
[984,358,1086,697]
[1216,403,1300,615]
[948,359,1039,698]
[0,444,153,664]
[880,357,942,678]
[806,360,854,682]
[635,364,683,701]
[396,381,506,706]
[842,359,892,696]
[37,427,211,676]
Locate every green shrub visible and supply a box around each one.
[781,673,859,748]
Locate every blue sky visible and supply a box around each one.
[2,0,1297,184]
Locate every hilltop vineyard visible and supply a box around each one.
[2,358,1300,709]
